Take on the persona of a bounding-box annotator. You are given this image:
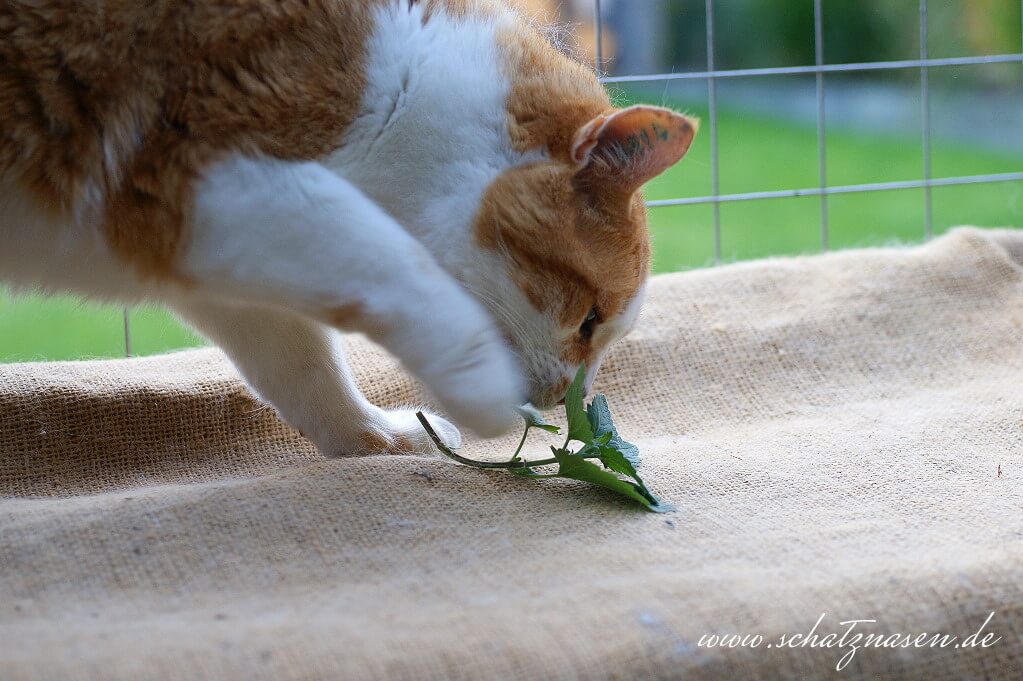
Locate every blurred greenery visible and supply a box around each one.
[635,99,1022,270]
[0,295,200,362]
[2,97,1021,361]
[661,0,1023,87]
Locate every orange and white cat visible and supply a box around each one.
[0,0,696,456]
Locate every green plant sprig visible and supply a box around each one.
[416,365,668,512]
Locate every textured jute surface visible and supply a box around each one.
[2,227,1022,680]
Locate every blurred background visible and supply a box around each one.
[2,0,1021,361]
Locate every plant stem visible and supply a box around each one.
[416,412,601,470]
[508,425,530,463]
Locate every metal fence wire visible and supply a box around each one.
[117,0,1023,357]
[593,0,1023,263]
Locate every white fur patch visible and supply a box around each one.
[325,2,543,275]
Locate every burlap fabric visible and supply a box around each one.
[2,227,1022,680]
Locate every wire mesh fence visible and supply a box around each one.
[593,0,1023,264]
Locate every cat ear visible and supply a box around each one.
[571,105,698,194]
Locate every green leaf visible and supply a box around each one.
[564,364,594,444]
[514,404,561,434]
[552,449,667,512]
[586,394,640,466]
[596,446,641,482]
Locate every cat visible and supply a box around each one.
[0,0,696,457]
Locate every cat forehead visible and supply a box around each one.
[474,167,650,325]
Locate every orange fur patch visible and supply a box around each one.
[474,165,650,331]
[1,0,383,278]
[328,303,366,328]
[391,435,416,453]
[358,430,413,454]
[499,22,610,163]
[358,431,394,453]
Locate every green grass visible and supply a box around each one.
[0,295,200,362]
[2,104,1020,362]
[640,104,1022,270]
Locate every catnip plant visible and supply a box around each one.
[417,366,667,512]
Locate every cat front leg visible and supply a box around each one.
[170,299,462,457]
[178,155,523,446]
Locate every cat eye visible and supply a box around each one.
[579,307,599,341]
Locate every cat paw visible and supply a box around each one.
[418,324,524,439]
[378,408,462,454]
[316,409,461,457]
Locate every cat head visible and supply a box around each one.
[474,104,697,409]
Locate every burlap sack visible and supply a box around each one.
[2,227,1022,680]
